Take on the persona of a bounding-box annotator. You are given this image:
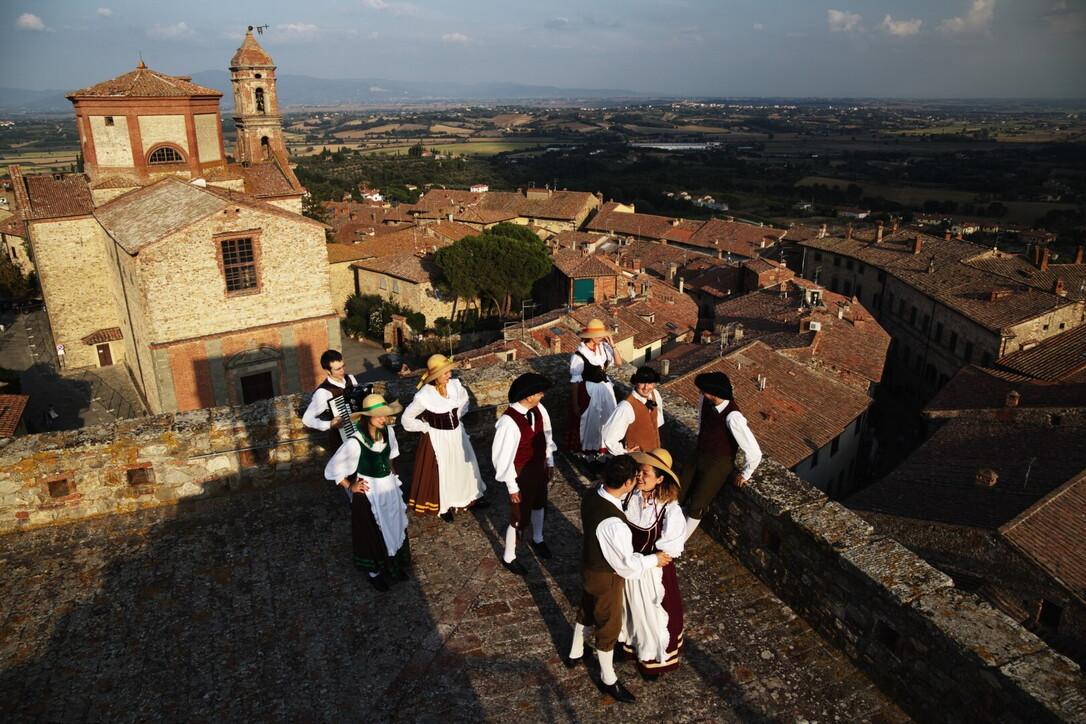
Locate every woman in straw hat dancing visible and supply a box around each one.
[324,393,411,592]
[619,448,686,679]
[568,318,622,459]
[402,354,487,521]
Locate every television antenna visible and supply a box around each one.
[250,24,270,35]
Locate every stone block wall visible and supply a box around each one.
[0,354,1082,721]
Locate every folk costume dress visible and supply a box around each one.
[568,342,618,454]
[602,389,664,456]
[619,489,685,675]
[402,379,486,515]
[324,427,410,575]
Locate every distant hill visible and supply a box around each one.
[0,73,642,114]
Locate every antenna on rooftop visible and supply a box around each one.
[254,24,270,35]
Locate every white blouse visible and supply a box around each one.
[491,402,557,495]
[623,489,685,558]
[401,378,471,433]
[569,342,615,383]
[324,427,401,483]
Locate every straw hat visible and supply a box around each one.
[350,393,403,420]
[579,318,610,339]
[629,447,681,487]
[418,354,457,388]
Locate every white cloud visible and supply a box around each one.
[363,0,419,16]
[939,0,995,34]
[881,15,922,37]
[97,8,112,17]
[441,32,470,44]
[753,23,765,31]
[15,13,48,31]
[277,23,320,40]
[827,9,862,33]
[545,17,570,31]
[147,21,192,39]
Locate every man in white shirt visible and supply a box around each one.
[679,371,762,542]
[567,454,672,704]
[302,349,362,446]
[602,366,664,456]
[492,373,557,576]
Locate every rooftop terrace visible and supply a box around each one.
[0,356,1082,722]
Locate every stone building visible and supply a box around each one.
[352,252,460,327]
[9,31,337,412]
[798,225,1086,397]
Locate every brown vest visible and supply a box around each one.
[581,487,625,573]
[624,394,660,453]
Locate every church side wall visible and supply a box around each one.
[88,115,133,168]
[193,114,222,163]
[137,114,189,155]
[30,217,123,370]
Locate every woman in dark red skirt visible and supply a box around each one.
[619,448,685,679]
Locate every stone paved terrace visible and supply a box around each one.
[0,456,909,723]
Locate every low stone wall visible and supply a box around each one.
[0,355,1082,721]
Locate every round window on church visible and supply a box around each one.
[148,146,185,165]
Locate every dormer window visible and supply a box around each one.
[148,145,184,165]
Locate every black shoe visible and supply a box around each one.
[529,540,553,559]
[367,573,390,592]
[501,558,528,576]
[439,510,455,522]
[563,655,583,670]
[392,567,409,582]
[470,499,490,510]
[599,680,636,704]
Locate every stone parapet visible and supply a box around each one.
[0,354,1082,721]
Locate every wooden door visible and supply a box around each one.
[96,343,112,367]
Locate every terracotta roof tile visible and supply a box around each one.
[847,416,1086,530]
[997,325,1086,382]
[1000,470,1086,604]
[552,249,622,279]
[352,253,438,285]
[69,65,221,99]
[239,162,300,198]
[665,341,871,468]
[0,216,26,238]
[330,226,450,263]
[0,394,28,437]
[81,327,123,345]
[924,364,1086,414]
[22,173,94,220]
[799,231,1077,332]
[89,175,141,190]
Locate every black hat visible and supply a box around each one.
[630,366,661,385]
[694,371,733,400]
[508,373,552,403]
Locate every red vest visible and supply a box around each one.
[696,398,740,459]
[504,405,548,484]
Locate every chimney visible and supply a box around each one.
[975,468,999,488]
[678,278,685,294]
[1005,390,1020,408]
[845,224,853,241]
[912,236,923,255]
[1054,278,1066,296]
[1031,243,1042,266]
[550,335,561,354]
[733,324,743,341]
[891,218,899,234]
[945,231,952,242]
[632,257,642,272]
[1040,247,1050,272]
[8,165,29,214]
[756,374,767,391]
[818,223,827,239]
[928,255,936,274]
[667,261,677,281]
[956,232,963,241]
[837,305,845,320]
[661,359,671,376]
[1075,246,1084,265]
[876,222,884,244]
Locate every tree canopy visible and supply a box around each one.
[434,224,551,317]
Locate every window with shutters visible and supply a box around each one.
[216,234,262,296]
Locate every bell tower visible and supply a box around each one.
[230,28,287,165]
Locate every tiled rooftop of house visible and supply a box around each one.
[0,394,28,437]
[0,457,907,722]
[665,341,872,469]
[924,364,1086,414]
[847,414,1086,530]
[67,63,222,98]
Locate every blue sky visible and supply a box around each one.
[2,0,1084,97]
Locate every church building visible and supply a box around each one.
[8,30,339,413]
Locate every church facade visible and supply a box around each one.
[9,30,338,413]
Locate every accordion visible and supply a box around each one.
[328,383,373,443]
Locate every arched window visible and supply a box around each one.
[148,145,184,165]
[255,88,265,113]
[260,136,270,160]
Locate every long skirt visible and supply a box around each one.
[407,426,486,515]
[620,562,684,675]
[352,475,410,575]
[566,380,616,453]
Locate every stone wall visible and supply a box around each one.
[0,355,1082,721]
